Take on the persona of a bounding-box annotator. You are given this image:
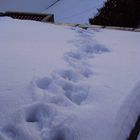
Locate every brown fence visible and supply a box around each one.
[0,11,54,23]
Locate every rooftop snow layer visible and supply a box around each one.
[0,17,140,140]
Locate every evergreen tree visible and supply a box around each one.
[89,0,140,28]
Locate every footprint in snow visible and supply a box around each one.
[80,44,109,55]
[53,70,89,105]
[65,51,84,60]
[2,123,41,140]
[33,69,88,106]
[64,54,93,78]
[54,77,89,105]
[51,125,80,140]
[1,102,79,140]
[1,103,56,140]
[55,69,82,82]
[35,77,52,90]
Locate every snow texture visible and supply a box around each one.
[0,17,140,140]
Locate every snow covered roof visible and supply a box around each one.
[0,17,140,140]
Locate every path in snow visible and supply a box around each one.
[0,28,109,140]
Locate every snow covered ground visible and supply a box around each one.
[0,17,140,140]
[0,0,104,24]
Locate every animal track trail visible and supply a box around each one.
[0,27,110,140]
[31,28,109,106]
[66,28,109,78]
[53,69,89,105]
[33,70,88,106]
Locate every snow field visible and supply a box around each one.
[0,18,140,140]
[0,18,110,140]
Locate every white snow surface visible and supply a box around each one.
[0,0,104,24]
[0,17,140,140]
